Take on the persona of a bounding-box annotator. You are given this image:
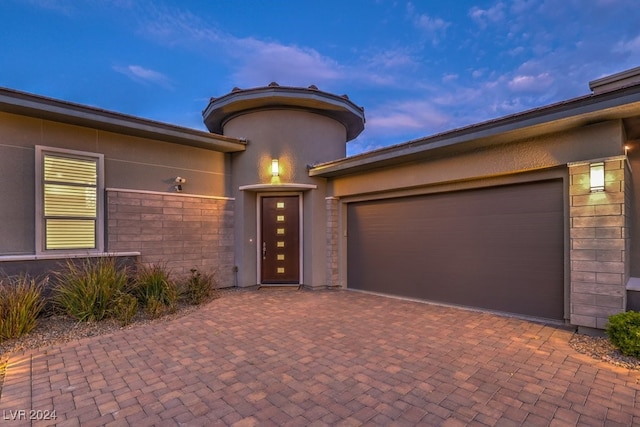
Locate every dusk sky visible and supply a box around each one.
[1,0,639,155]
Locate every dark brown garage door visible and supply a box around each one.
[347,180,564,320]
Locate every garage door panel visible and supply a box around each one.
[347,180,564,320]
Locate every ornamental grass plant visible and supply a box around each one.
[132,263,178,319]
[182,268,219,305]
[111,292,138,326]
[4,258,216,341]
[0,274,46,342]
[53,257,128,322]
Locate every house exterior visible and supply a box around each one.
[2,67,640,331]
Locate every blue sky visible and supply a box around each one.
[1,0,639,155]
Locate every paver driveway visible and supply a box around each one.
[1,289,639,426]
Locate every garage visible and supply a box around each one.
[347,179,565,321]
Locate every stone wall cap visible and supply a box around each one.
[627,277,640,291]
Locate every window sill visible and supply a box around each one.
[0,252,141,262]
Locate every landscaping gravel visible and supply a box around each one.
[569,333,640,370]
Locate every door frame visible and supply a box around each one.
[256,192,304,285]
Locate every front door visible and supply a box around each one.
[261,195,300,284]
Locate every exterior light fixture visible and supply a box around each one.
[271,159,279,177]
[589,162,605,192]
[174,176,186,192]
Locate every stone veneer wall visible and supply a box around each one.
[107,189,235,287]
[569,157,630,329]
[326,197,339,287]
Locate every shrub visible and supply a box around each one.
[53,257,128,322]
[112,292,138,326]
[182,268,218,305]
[606,311,640,358]
[132,263,178,317]
[0,274,46,342]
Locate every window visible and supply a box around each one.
[36,146,104,253]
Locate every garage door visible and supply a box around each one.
[347,180,565,320]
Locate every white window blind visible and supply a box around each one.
[43,154,98,250]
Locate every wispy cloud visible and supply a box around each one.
[131,3,345,89]
[228,39,343,87]
[469,2,506,28]
[406,2,450,44]
[414,14,450,33]
[366,50,416,70]
[507,72,554,93]
[367,100,451,135]
[615,34,640,54]
[442,73,459,83]
[113,65,173,89]
[134,4,223,47]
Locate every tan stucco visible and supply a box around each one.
[225,109,346,187]
[329,121,625,199]
[0,111,229,255]
[218,108,354,288]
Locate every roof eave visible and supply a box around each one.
[310,85,640,178]
[0,87,247,153]
[203,85,366,141]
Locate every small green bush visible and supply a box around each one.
[606,311,640,357]
[112,292,138,326]
[0,274,45,342]
[132,263,178,316]
[53,258,128,322]
[183,268,218,305]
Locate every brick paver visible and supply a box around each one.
[1,290,639,426]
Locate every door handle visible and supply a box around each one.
[262,242,266,260]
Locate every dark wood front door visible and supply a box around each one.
[261,196,300,284]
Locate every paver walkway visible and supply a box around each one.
[1,289,639,426]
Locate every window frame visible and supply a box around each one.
[35,146,105,255]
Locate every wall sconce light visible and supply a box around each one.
[589,162,605,192]
[271,159,279,177]
[174,176,186,192]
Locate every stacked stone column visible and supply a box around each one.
[569,157,630,329]
[325,197,340,288]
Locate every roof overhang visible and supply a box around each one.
[0,87,247,153]
[203,84,366,141]
[310,84,640,178]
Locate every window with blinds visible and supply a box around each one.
[43,154,98,249]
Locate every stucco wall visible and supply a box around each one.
[225,109,346,187]
[330,121,624,198]
[222,109,345,288]
[0,111,229,256]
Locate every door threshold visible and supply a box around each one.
[258,284,301,290]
